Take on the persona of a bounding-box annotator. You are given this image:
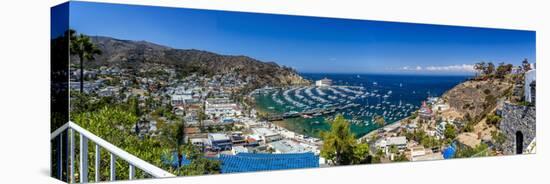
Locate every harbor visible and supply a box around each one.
[252,74,467,137]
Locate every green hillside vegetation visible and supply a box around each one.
[70,93,220,181]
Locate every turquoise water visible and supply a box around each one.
[254,73,468,138]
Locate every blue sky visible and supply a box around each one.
[67,1,535,75]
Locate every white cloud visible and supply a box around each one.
[400,64,475,73]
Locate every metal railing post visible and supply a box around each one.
[69,129,74,183]
[129,165,135,180]
[65,131,70,182]
[57,135,62,179]
[110,153,116,181]
[95,144,100,182]
[80,134,88,183]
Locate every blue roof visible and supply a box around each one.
[219,153,319,173]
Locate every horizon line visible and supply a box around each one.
[298,71,475,77]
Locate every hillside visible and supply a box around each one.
[442,79,514,122]
[75,36,309,87]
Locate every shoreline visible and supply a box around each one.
[358,118,406,142]
[253,96,412,141]
[255,101,412,143]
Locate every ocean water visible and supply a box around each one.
[253,73,469,138]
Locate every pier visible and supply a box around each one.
[266,103,360,121]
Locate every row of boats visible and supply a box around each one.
[255,85,423,127]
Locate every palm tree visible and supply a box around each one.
[70,32,101,93]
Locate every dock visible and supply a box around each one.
[266,103,360,121]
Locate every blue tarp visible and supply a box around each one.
[443,143,456,159]
[219,153,319,173]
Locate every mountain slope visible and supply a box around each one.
[78,36,309,87]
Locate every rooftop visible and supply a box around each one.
[387,136,408,145]
[252,128,279,137]
[218,153,319,173]
[269,140,309,153]
[208,133,231,141]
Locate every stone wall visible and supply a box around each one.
[499,102,536,154]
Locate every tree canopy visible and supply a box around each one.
[444,123,457,140]
[320,114,374,165]
[474,61,514,78]
[496,62,513,78]
[70,32,102,63]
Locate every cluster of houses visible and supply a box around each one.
[70,64,325,164]
[189,124,321,157]
[369,96,464,162]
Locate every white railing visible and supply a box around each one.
[526,137,536,154]
[470,147,490,157]
[51,121,175,183]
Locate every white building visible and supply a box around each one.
[241,118,262,129]
[252,128,282,143]
[432,102,450,112]
[231,146,249,155]
[315,78,332,87]
[207,133,232,150]
[268,140,310,154]
[190,138,207,148]
[435,121,448,139]
[375,136,408,154]
[171,88,193,106]
[525,69,536,103]
[405,123,418,133]
[205,98,242,118]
